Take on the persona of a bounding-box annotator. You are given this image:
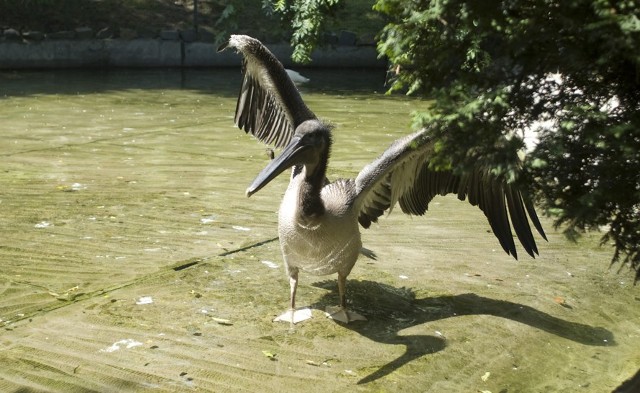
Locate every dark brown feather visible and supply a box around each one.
[355,129,545,259]
[220,35,316,149]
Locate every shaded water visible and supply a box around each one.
[0,69,637,392]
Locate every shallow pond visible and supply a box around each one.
[0,69,637,392]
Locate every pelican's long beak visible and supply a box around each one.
[246,135,308,197]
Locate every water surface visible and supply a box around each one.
[0,69,637,392]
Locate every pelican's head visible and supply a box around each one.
[246,120,332,197]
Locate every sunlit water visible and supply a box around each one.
[0,68,424,301]
[1,68,419,162]
[0,69,636,392]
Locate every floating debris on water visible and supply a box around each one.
[211,317,233,326]
[200,215,216,224]
[306,359,331,367]
[100,339,143,353]
[232,225,250,231]
[136,296,153,305]
[481,371,491,382]
[57,183,86,192]
[261,260,278,269]
[34,221,52,228]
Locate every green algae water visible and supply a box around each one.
[0,69,637,392]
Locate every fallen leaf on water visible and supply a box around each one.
[262,350,277,360]
[553,296,565,305]
[211,317,233,326]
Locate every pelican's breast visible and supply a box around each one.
[278,179,361,276]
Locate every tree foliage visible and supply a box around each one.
[270,0,640,281]
[263,0,344,63]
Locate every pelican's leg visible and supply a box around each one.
[289,271,298,310]
[273,267,312,324]
[325,273,366,323]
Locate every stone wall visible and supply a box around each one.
[0,29,386,69]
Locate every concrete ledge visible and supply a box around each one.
[0,40,182,68]
[0,40,386,69]
[109,40,183,67]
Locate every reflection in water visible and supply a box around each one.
[1,68,388,98]
[0,68,417,176]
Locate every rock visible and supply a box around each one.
[23,31,45,41]
[3,28,21,40]
[96,27,115,39]
[48,30,75,39]
[358,33,377,46]
[198,28,215,43]
[180,28,197,43]
[119,28,137,40]
[160,30,180,41]
[137,28,157,39]
[75,27,93,39]
[338,30,357,46]
[324,32,339,45]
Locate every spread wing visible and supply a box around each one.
[354,129,547,259]
[218,35,316,148]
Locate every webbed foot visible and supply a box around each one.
[325,306,367,323]
[273,308,312,324]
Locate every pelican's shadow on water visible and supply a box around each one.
[310,280,615,384]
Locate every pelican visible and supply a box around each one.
[218,35,547,324]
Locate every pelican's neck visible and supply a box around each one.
[296,146,329,218]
